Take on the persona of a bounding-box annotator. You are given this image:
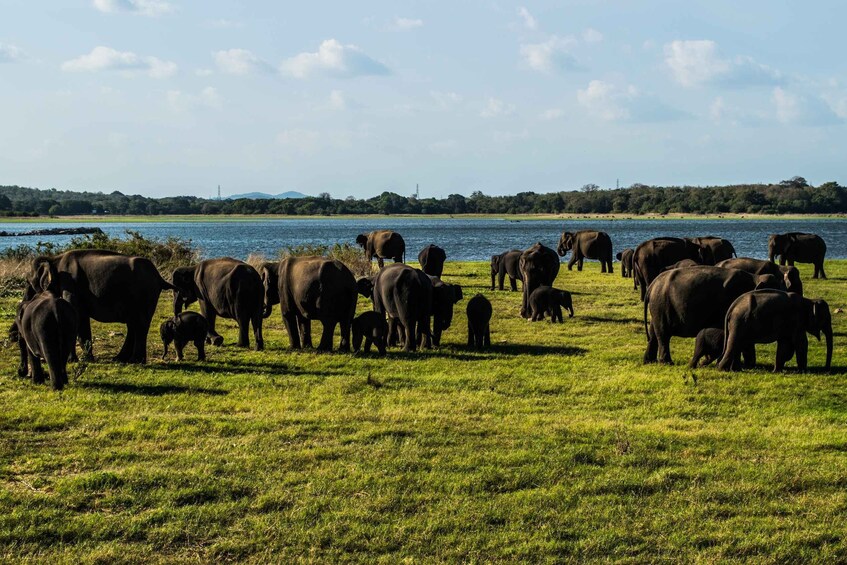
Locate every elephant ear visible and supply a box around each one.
[33,259,59,294]
[755,274,778,290]
[355,234,368,246]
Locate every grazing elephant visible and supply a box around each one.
[617,249,634,278]
[28,250,173,363]
[718,290,832,372]
[258,262,280,317]
[632,237,703,300]
[490,250,523,291]
[356,230,405,268]
[528,286,574,323]
[418,244,447,277]
[356,276,374,298]
[352,311,388,355]
[663,259,701,271]
[716,257,803,296]
[557,230,613,273]
[172,258,264,351]
[466,294,492,350]
[643,266,780,364]
[160,311,208,361]
[276,256,357,351]
[769,233,827,279]
[430,277,463,346]
[519,243,560,318]
[372,263,433,352]
[690,328,724,368]
[14,290,77,390]
[686,237,736,265]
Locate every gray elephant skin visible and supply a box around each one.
[160,311,208,361]
[529,286,574,323]
[352,311,388,355]
[519,243,560,318]
[716,257,803,296]
[418,244,446,277]
[557,230,613,273]
[356,230,406,268]
[632,238,703,300]
[686,236,736,264]
[29,249,173,363]
[429,276,463,346]
[718,289,832,372]
[768,232,827,279]
[690,328,724,368]
[271,256,357,352]
[490,250,522,291]
[14,290,77,390]
[172,257,264,351]
[466,294,492,350]
[372,263,433,351]
[643,266,779,364]
[616,248,634,279]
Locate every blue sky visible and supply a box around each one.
[1,1,845,198]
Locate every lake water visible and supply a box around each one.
[1,218,846,261]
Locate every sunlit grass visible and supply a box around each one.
[1,260,846,561]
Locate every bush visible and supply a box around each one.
[281,243,373,277]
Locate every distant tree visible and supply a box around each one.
[780,176,809,188]
[581,183,600,193]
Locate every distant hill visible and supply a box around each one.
[226,191,308,200]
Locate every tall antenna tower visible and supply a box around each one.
[217,185,221,200]
[416,183,420,199]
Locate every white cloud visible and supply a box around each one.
[517,7,537,30]
[431,90,462,109]
[390,17,423,31]
[167,87,222,112]
[203,18,244,29]
[520,35,580,73]
[773,87,840,126]
[480,97,515,119]
[582,28,603,43]
[213,49,270,75]
[92,0,174,17]
[0,43,26,63]
[540,108,564,120]
[329,90,346,110]
[577,79,685,122]
[61,46,177,78]
[492,129,529,143]
[279,39,390,79]
[195,68,213,76]
[664,40,782,88]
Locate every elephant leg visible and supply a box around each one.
[363,336,372,353]
[195,339,206,361]
[775,338,793,372]
[577,258,584,271]
[793,332,808,371]
[175,339,185,361]
[377,257,385,269]
[689,345,704,368]
[467,322,474,347]
[77,315,94,361]
[387,318,399,347]
[601,258,607,273]
[338,318,351,353]
[115,323,135,363]
[282,312,301,349]
[607,256,614,274]
[252,311,264,352]
[509,277,517,292]
[299,317,313,349]
[203,308,223,346]
[567,255,576,271]
[236,314,250,348]
[552,306,563,323]
[130,314,152,363]
[498,270,505,291]
[657,333,673,365]
[17,338,28,378]
[742,345,756,369]
[643,327,658,364]
[404,318,417,352]
[483,326,490,348]
[317,320,336,352]
[29,351,45,384]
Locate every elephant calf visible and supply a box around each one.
[528,286,574,323]
[352,311,388,355]
[160,312,209,361]
[466,294,492,349]
[14,291,78,390]
[690,328,724,368]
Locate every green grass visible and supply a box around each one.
[1,261,846,562]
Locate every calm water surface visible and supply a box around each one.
[2,218,846,261]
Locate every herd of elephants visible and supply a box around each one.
[8,227,834,390]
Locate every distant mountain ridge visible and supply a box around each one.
[226,191,307,200]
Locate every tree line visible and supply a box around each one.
[0,177,844,217]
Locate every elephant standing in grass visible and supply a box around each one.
[519,243,560,318]
[686,237,736,265]
[275,256,357,352]
[528,286,573,323]
[690,328,724,368]
[617,249,634,278]
[557,230,613,273]
[172,258,264,350]
[632,238,703,301]
[429,276,463,346]
[466,294,492,350]
[14,289,77,390]
[718,290,832,372]
[356,230,405,268]
[418,244,446,277]
[768,233,827,279]
[643,266,779,364]
[28,250,173,363]
[160,311,208,361]
[490,250,522,291]
[716,257,803,295]
[372,263,433,352]
[352,311,388,355]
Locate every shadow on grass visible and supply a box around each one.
[146,360,344,377]
[579,315,641,325]
[381,343,588,360]
[78,381,228,396]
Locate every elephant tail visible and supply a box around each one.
[643,288,650,342]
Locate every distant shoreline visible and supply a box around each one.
[1,212,846,223]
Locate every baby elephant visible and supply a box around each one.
[690,328,724,367]
[161,312,209,361]
[528,286,574,323]
[15,292,78,390]
[466,294,492,349]
[352,311,388,355]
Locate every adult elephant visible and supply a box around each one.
[28,250,173,363]
[372,263,433,352]
[769,233,827,279]
[718,290,832,372]
[632,237,703,301]
[557,230,613,273]
[686,236,736,265]
[258,262,280,317]
[356,230,405,268]
[490,250,522,291]
[172,257,264,350]
[643,266,779,364]
[616,249,634,279]
[519,243,560,318]
[716,257,803,296]
[418,244,447,277]
[276,256,357,351]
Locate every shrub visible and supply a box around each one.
[281,243,372,277]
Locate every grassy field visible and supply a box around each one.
[1,261,846,562]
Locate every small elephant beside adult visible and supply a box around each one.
[172,257,265,351]
[352,311,388,355]
[557,230,613,273]
[616,249,634,278]
[356,230,405,269]
[418,244,446,277]
[519,243,560,319]
[490,250,522,291]
[718,290,832,372]
[160,311,208,361]
[13,289,78,390]
[529,286,574,323]
[769,232,827,279]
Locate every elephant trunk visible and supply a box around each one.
[173,293,184,316]
[262,302,273,319]
[768,243,777,263]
